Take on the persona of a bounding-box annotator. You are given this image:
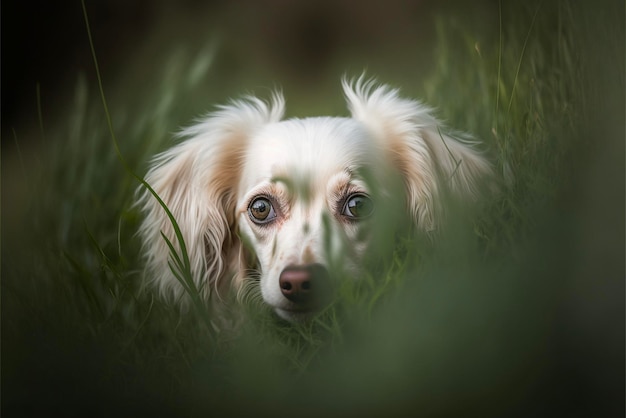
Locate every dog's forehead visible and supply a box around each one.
[249,117,374,171]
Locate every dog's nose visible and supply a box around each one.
[279,263,331,306]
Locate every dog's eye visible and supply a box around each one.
[248,197,277,224]
[342,193,374,219]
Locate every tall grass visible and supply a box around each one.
[3,1,623,416]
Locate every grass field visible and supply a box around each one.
[3,1,624,416]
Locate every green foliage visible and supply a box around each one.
[424,2,585,254]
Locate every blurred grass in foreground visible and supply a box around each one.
[3,1,623,417]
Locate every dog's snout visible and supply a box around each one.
[279,268,311,302]
[279,263,331,306]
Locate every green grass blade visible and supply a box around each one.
[81,0,197,301]
[507,4,541,117]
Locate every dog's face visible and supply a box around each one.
[237,118,384,320]
[137,78,492,323]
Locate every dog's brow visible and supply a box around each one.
[270,175,293,189]
[270,174,313,203]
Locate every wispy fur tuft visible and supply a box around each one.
[343,75,492,230]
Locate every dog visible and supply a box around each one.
[137,77,492,322]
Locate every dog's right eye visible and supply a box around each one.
[342,193,374,219]
[248,197,277,224]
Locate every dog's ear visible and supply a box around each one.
[343,77,492,231]
[137,94,284,303]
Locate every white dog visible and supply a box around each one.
[137,77,491,321]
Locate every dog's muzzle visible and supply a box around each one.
[278,263,333,312]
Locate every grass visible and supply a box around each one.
[3,1,623,416]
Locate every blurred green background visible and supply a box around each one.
[2,0,624,416]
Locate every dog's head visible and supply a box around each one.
[138,77,492,321]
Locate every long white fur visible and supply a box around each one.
[137,94,285,302]
[136,77,492,313]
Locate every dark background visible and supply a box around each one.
[3,0,168,140]
[2,0,493,145]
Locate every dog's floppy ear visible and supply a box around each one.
[343,77,492,231]
[137,94,284,303]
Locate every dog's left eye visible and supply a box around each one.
[342,193,374,219]
[248,197,277,224]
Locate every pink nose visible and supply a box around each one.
[279,263,331,306]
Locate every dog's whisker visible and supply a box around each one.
[236,268,263,307]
